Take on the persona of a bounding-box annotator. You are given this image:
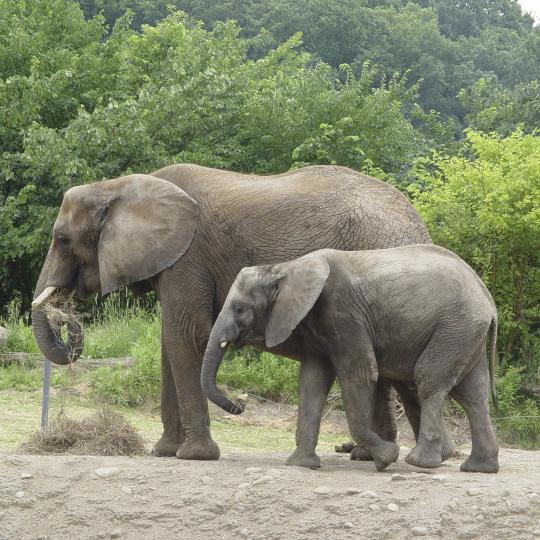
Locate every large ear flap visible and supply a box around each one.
[97,174,199,294]
[265,255,330,348]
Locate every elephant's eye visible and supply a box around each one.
[56,234,71,247]
[232,303,244,316]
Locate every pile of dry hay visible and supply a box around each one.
[20,408,146,456]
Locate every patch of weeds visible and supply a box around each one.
[494,366,540,448]
[217,347,300,404]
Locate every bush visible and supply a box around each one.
[409,130,540,372]
[217,348,300,404]
[494,367,540,448]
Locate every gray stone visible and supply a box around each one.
[121,486,132,495]
[239,528,249,538]
[387,503,399,512]
[313,486,331,495]
[246,467,262,474]
[391,474,407,481]
[95,467,120,478]
[467,487,484,496]
[359,490,379,498]
[369,504,380,511]
[411,526,428,536]
[20,472,34,480]
[252,475,273,486]
[531,530,540,537]
[110,529,122,538]
[432,474,448,482]
[345,487,361,495]
[15,491,24,499]
[343,522,354,529]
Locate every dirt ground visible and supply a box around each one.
[1,447,540,540]
[0,395,539,539]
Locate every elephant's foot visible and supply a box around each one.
[441,433,456,462]
[350,444,372,461]
[371,441,400,472]
[405,443,443,469]
[152,434,182,457]
[176,435,220,460]
[335,441,356,454]
[286,449,321,469]
[460,454,499,473]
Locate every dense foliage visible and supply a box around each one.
[410,130,540,373]
[78,0,539,125]
[0,0,539,401]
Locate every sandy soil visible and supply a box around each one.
[1,445,539,540]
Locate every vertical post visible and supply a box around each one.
[41,358,51,429]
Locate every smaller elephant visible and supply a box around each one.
[201,245,499,473]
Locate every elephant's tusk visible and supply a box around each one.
[220,341,228,349]
[32,286,57,309]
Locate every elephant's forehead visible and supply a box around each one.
[56,186,96,227]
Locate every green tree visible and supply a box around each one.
[409,130,540,371]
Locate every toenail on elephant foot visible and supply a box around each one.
[372,441,400,472]
[286,450,321,469]
[335,441,356,454]
[176,437,220,460]
[460,455,499,473]
[350,444,373,461]
[152,436,182,457]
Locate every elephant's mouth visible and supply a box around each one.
[32,286,84,365]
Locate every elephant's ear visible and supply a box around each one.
[98,174,199,295]
[265,255,330,348]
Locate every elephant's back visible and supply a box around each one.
[151,163,431,251]
[340,245,495,318]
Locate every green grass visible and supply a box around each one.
[0,389,348,453]
[493,366,540,448]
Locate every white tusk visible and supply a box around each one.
[32,286,57,308]
[220,341,228,349]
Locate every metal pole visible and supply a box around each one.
[41,358,51,429]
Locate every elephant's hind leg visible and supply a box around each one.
[450,356,499,473]
[394,381,455,462]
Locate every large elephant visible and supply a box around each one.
[201,245,500,473]
[32,164,432,460]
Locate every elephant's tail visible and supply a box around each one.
[488,314,498,409]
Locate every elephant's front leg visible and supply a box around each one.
[339,377,400,471]
[152,337,185,456]
[347,378,398,461]
[157,266,220,460]
[286,357,335,469]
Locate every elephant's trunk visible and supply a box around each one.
[31,257,84,365]
[201,316,244,415]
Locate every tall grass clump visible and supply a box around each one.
[494,366,540,448]
[90,310,161,407]
[0,299,39,354]
[83,292,158,359]
[217,348,300,404]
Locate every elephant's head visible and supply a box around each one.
[201,254,330,414]
[32,174,199,365]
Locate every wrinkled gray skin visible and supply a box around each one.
[32,164,434,461]
[202,245,499,473]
